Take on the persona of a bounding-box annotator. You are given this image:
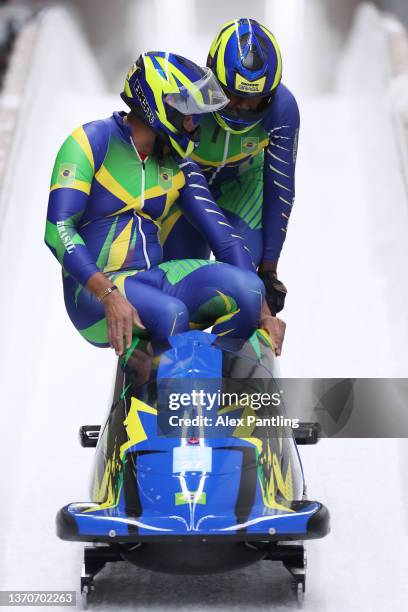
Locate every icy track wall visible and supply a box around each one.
[279,1,408,377]
[339,5,408,365]
[0,5,106,197]
[0,3,112,386]
[0,5,116,580]
[337,2,408,188]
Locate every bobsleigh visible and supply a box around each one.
[56,330,329,607]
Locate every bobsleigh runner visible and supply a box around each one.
[57,330,330,607]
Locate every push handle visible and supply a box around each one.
[79,425,101,448]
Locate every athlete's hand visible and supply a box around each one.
[260,300,286,356]
[103,291,145,356]
[260,315,286,356]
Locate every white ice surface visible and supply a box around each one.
[1,6,408,612]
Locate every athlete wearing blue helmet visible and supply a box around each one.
[208,18,282,133]
[161,19,300,356]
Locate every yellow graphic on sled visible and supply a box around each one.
[87,397,157,512]
[217,398,294,512]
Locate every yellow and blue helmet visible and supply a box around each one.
[208,18,282,133]
[121,51,228,158]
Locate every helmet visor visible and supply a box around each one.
[165,67,229,115]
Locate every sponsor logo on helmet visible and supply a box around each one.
[235,73,266,94]
[241,136,259,153]
[132,78,155,125]
[158,167,173,190]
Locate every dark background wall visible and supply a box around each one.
[380,0,408,24]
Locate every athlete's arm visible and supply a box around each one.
[177,159,255,271]
[44,123,144,354]
[261,84,300,266]
[44,126,102,286]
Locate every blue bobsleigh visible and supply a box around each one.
[57,330,329,606]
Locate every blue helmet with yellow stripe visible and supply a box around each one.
[208,19,282,133]
[121,52,228,157]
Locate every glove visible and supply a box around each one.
[258,270,287,316]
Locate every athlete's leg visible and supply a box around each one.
[63,258,263,345]
[63,269,190,346]
[158,260,264,339]
[63,275,110,347]
[122,269,190,339]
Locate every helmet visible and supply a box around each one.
[121,51,228,158]
[208,19,282,133]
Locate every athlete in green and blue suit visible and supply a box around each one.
[45,52,264,355]
[162,19,300,355]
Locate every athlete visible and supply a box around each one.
[45,52,265,356]
[162,19,300,356]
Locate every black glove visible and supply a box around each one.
[258,271,287,316]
